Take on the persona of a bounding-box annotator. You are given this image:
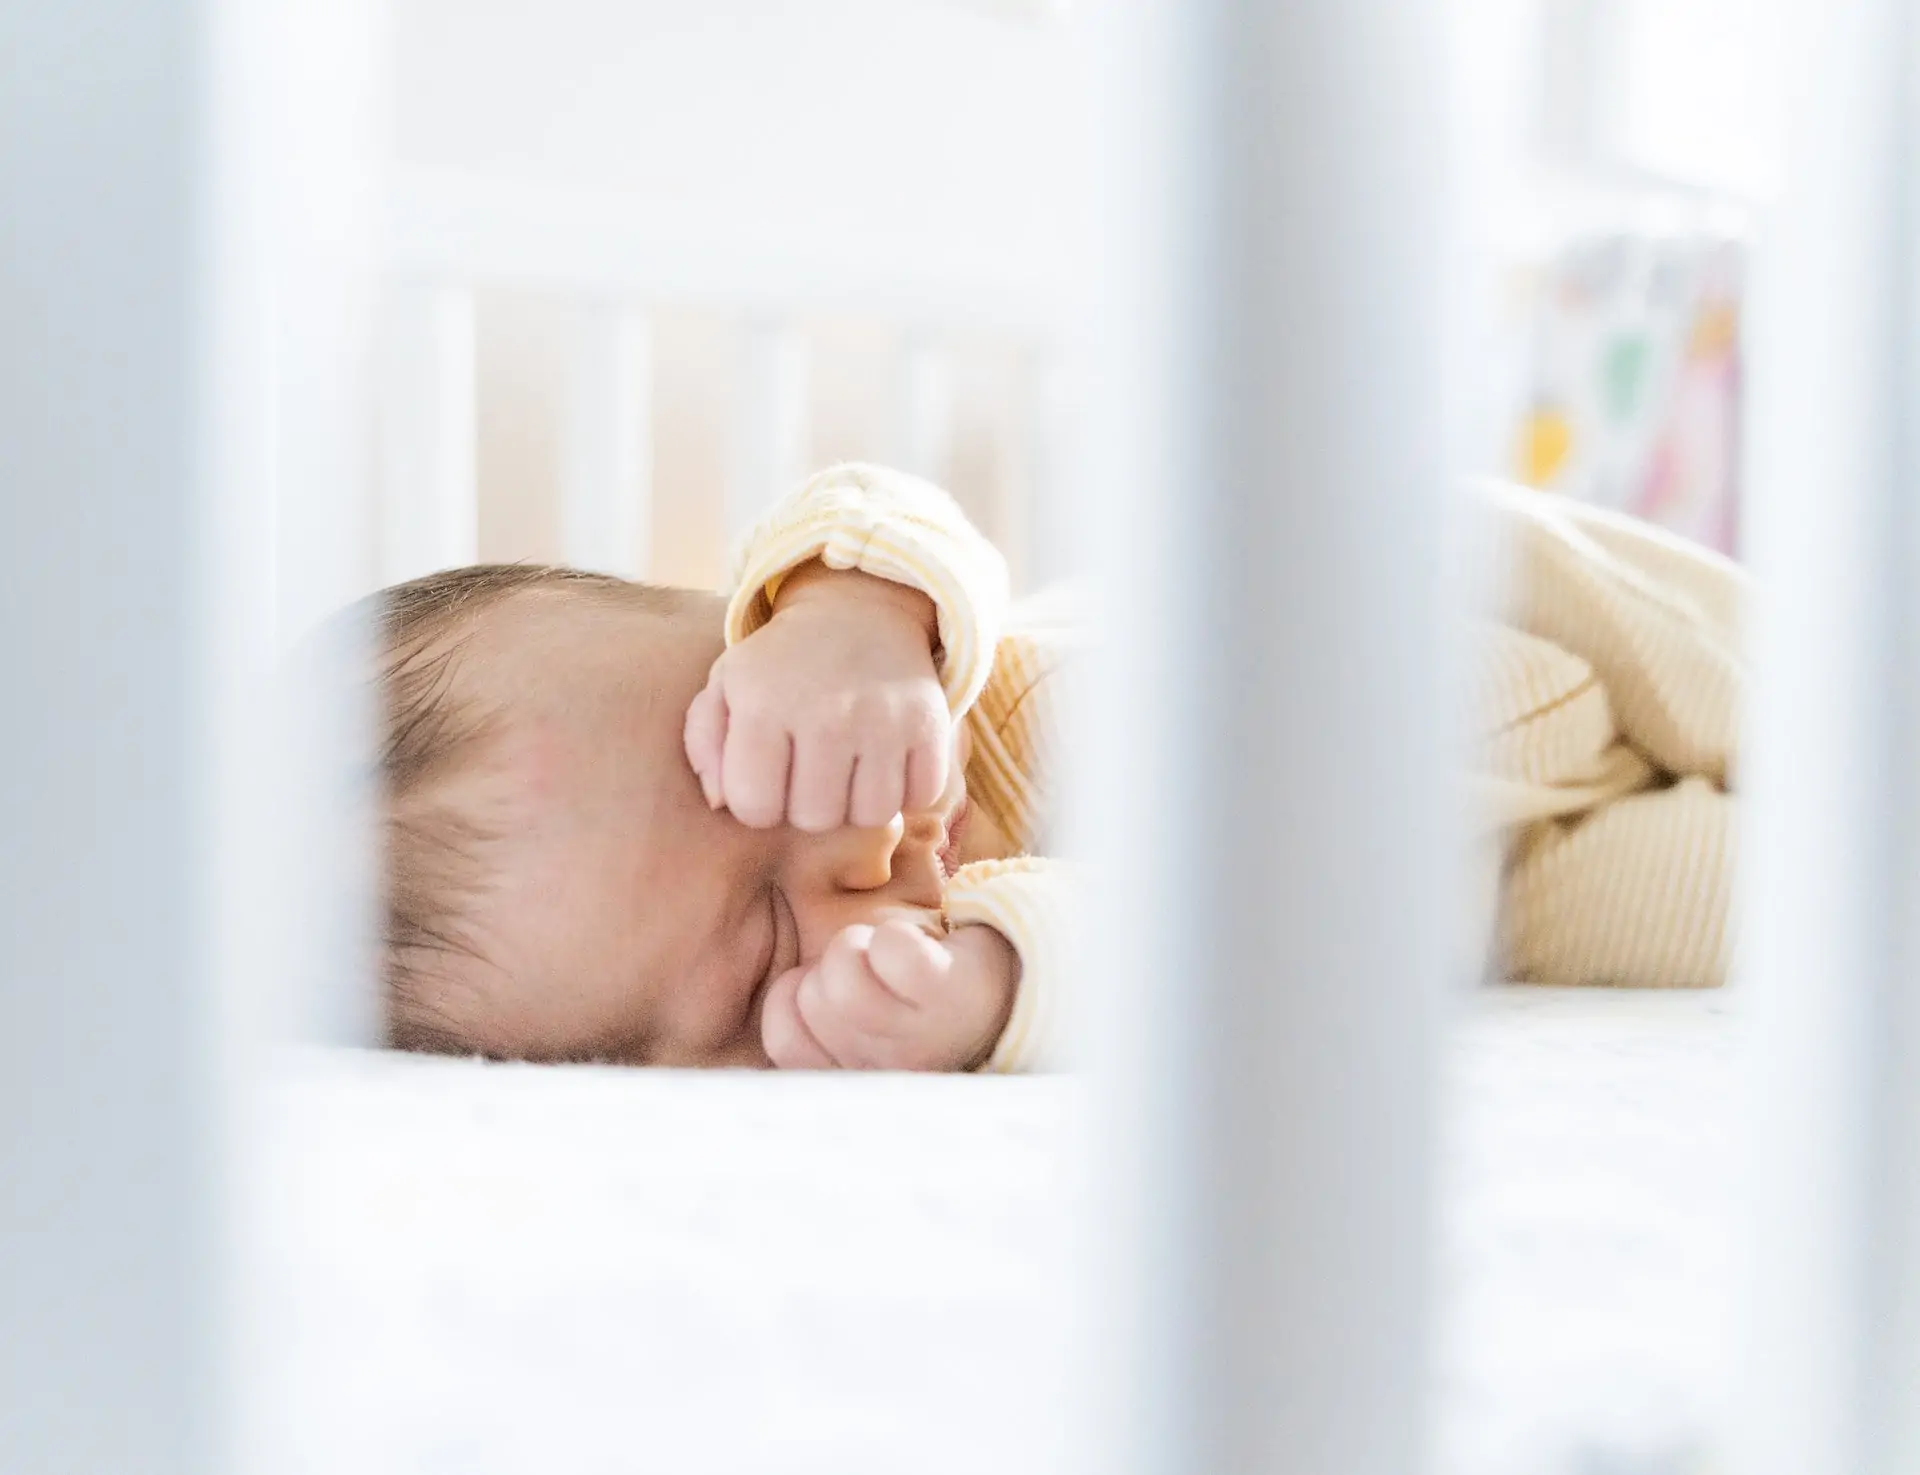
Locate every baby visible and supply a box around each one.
[371,462,1744,1074]
[375,465,1069,1071]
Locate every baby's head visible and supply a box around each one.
[374,565,964,1066]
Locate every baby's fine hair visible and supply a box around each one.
[374,563,677,1052]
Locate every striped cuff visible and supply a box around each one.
[724,462,1011,719]
[944,857,1074,1073]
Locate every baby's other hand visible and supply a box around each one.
[760,920,1018,1072]
[683,564,950,830]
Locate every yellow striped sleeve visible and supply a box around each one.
[724,462,1011,719]
[943,857,1074,1073]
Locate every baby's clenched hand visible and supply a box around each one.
[683,566,950,830]
[760,920,1018,1072]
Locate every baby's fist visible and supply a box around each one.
[761,920,1018,1072]
[683,566,951,832]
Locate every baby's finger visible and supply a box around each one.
[682,680,728,808]
[786,735,854,832]
[720,715,792,828]
[848,748,906,829]
[760,965,837,1070]
[901,727,951,815]
[865,919,951,1007]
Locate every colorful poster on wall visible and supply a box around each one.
[1509,221,1744,556]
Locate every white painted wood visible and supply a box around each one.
[1736,2,1920,1472]
[894,333,955,485]
[1078,4,1446,1474]
[730,322,811,550]
[1539,0,1619,167]
[266,0,384,1056]
[1021,350,1074,588]
[382,170,1061,341]
[0,0,284,1466]
[379,282,478,581]
[561,306,653,579]
[934,0,1070,22]
[269,0,382,651]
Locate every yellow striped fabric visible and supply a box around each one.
[724,464,1073,1070]
[966,620,1071,855]
[1468,621,1654,829]
[1503,777,1735,989]
[725,463,1010,718]
[1483,478,1741,784]
[724,465,1747,1072]
[1471,481,1745,989]
[944,857,1074,1072]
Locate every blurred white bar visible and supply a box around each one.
[379,282,478,581]
[1022,350,1073,588]
[562,305,653,578]
[1539,0,1622,168]
[265,0,382,1055]
[1077,4,1446,1474]
[270,0,381,648]
[1738,2,1920,1472]
[1,0,275,1468]
[894,333,955,485]
[731,321,811,548]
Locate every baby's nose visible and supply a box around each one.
[829,814,907,892]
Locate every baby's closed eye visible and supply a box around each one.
[743,885,795,1026]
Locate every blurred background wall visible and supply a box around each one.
[384,0,1076,590]
[374,0,1784,591]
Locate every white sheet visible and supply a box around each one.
[253,986,1735,1474]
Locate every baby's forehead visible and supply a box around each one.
[452,587,712,713]
[449,586,720,799]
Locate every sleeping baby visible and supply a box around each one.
[376,465,1068,1070]
[371,463,1742,1072]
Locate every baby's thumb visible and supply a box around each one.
[866,919,950,1001]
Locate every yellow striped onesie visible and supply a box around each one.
[724,464,1742,1074]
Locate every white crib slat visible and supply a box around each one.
[730,321,811,549]
[894,333,954,484]
[3,0,284,1467]
[562,306,652,578]
[1022,350,1072,588]
[379,283,477,581]
[1737,2,1920,1472]
[1080,5,1446,1475]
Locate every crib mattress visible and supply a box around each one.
[253,985,1736,1475]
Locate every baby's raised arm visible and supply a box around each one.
[685,463,1073,1074]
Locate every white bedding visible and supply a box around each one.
[253,986,1736,1475]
